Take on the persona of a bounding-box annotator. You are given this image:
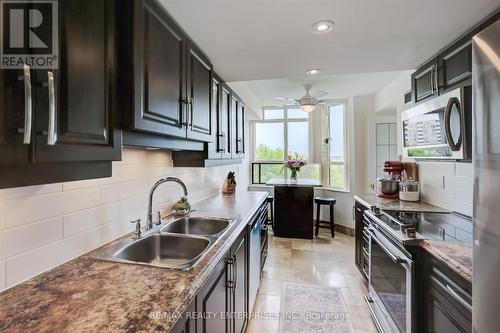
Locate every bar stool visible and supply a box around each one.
[266,196,274,230]
[314,197,336,237]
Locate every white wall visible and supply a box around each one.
[317,95,375,228]
[0,148,249,292]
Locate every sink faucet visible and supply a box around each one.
[146,177,188,230]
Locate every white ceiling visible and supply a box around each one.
[159,0,499,82]
[229,71,407,108]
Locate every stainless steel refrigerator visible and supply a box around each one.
[472,17,500,333]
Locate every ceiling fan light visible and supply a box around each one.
[311,20,335,33]
[306,68,322,75]
[300,104,316,113]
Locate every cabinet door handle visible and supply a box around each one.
[47,71,57,145]
[22,64,32,144]
[233,254,238,287]
[189,96,194,128]
[446,284,472,312]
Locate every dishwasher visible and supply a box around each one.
[249,201,267,310]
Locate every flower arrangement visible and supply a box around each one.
[282,154,307,181]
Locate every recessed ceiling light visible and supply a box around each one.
[311,20,335,33]
[306,69,322,75]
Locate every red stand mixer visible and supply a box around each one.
[372,161,405,199]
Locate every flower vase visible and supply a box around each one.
[290,170,298,183]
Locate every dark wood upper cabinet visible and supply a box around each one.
[235,100,245,158]
[207,75,222,159]
[186,43,213,142]
[0,0,119,188]
[229,95,238,159]
[439,40,472,94]
[33,0,121,163]
[220,84,232,159]
[411,58,438,104]
[0,67,32,165]
[121,0,187,139]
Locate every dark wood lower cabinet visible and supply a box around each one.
[353,200,369,280]
[427,286,471,333]
[197,256,230,333]
[170,301,196,333]
[423,254,472,333]
[232,234,248,333]
[196,231,248,333]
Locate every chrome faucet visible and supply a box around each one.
[146,177,188,230]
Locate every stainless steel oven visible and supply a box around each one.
[366,223,414,333]
[401,87,471,160]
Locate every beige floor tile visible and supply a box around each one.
[252,294,282,313]
[247,318,279,333]
[262,266,293,282]
[291,239,313,251]
[344,273,368,291]
[259,230,378,331]
[341,287,368,306]
[258,279,284,296]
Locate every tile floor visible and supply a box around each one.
[247,230,377,333]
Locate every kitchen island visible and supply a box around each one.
[266,178,322,239]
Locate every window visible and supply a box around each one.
[252,103,347,189]
[253,106,318,184]
[327,104,347,190]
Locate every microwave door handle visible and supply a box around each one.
[368,229,406,264]
[444,97,461,151]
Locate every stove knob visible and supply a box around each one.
[405,227,416,238]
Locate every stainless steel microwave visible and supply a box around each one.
[401,87,471,160]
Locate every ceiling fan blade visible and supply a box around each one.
[311,90,328,99]
[273,97,296,101]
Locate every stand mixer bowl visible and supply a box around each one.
[378,178,399,195]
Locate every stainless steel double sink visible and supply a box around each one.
[94,217,235,270]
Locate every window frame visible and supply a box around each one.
[251,106,308,163]
[323,101,349,192]
[251,101,349,191]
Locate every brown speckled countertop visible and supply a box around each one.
[0,191,267,333]
[420,240,472,283]
[354,193,449,213]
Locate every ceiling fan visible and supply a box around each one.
[273,85,328,113]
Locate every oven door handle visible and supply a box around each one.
[368,229,407,264]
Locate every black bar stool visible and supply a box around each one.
[314,197,336,237]
[266,196,274,230]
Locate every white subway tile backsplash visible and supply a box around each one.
[418,161,473,215]
[0,201,5,231]
[455,162,473,177]
[0,183,62,200]
[1,218,63,259]
[5,227,101,288]
[63,207,104,238]
[0,260,5,291]
[119,148,149,165]
[100,179,150,204]
[4,188,100,229]
[101,212,144,244]
[0,148,246,291]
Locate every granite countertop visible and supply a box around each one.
[266,178,322,187]
[354,193,449,213]
[420,240,472,283]
[0,191,268,333]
